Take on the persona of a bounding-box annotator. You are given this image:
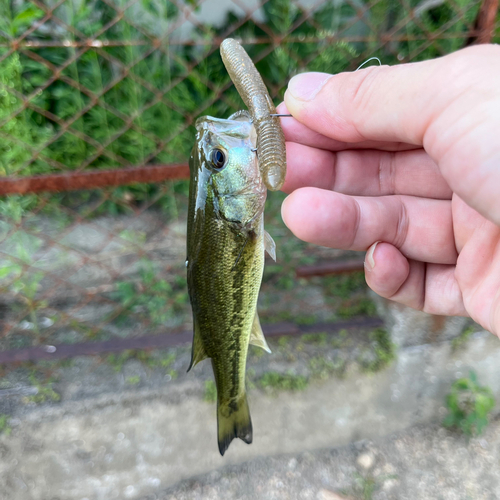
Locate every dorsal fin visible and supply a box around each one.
[249,312,271,353]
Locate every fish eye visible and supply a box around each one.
[210,149,226,170]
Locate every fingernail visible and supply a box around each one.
[365,241,380,271]
[287,72,332,101]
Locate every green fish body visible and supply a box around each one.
[187,111,273,456]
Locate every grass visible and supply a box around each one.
[259,371,308,392]
[309,355,346,380]
[26,372,60,404]
[359,328,396,373]
[111,260,189,327]
[106,349,177,372]
[443,371,495,437]
[126,375,141,385]
[451,325,477,352]
[0,414,12,437]
[204,380,217,403]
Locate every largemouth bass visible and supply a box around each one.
[186,111,275,456]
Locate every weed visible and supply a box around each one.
[106,349,177,372]
[278,336,291,347]
[331,329,350,349]
[0,227,48,336]
[259,371,308,392]
[112,260,188,327]
[107,351,135,372]
[0,415,12,437]
[309,355,345,380]
[359,328,396,373]
[323,272,366,300]
[443,371,495,437]
[353,473,378,500]
[126,376,141,385]
[338,297,377,319]
[26,373,60,404]
[301,332,328,346]
[451,325,476,352]
[204,380,217,403]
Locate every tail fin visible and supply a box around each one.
[217,392,252,456]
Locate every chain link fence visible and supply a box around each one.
[0,0,498,360]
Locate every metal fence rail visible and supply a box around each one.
[0,0,498,359]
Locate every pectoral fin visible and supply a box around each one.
[249,312,271,353]
[264,230,276,261]
[187,322,208,371]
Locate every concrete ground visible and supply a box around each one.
[150,421,500,500]
[1,330,500,500]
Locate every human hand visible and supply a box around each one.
[278,44,500,336]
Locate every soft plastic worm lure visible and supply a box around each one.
[220,38,286,191]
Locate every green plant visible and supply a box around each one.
[353,473,378,500]
[443,371,495,437]
[451,325,476,352]
[107,350,135,372]
[126,375,141,385]
[0,414,12,436]
[26,373,60,404]
[112,260,188,326]
[309,355,345,380]
[359,328,396,373]
[204,380,217,402]
[301,332,328,346]
[106,349,177,372]
[259,371,308,392]
[0,226,48,336]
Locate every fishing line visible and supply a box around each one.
[269,58,382,119]
[356,57,382,71]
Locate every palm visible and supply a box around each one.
[452,195,500,332]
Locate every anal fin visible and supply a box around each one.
[249,312,271,353]
[187,322,208,371]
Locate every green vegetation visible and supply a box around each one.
[301,332,328,346]
[259,371,308,392]
[451,325,477,352]
[106,349,177,372]
[0,414,12,437]
[443,371,495,437]
[1,0,477,199]
[322,271,378,320]
[26,373,60,404]
[204,380,217,403]
[0,203,48,337]
[359,328,396,373]
[353,473,378,500]
[126,375,141,385]
[112,260,188,327]
[349,472,398,500]
[309,355,346,380]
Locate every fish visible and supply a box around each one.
[220,38,287,192]
[186,110,276,456]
